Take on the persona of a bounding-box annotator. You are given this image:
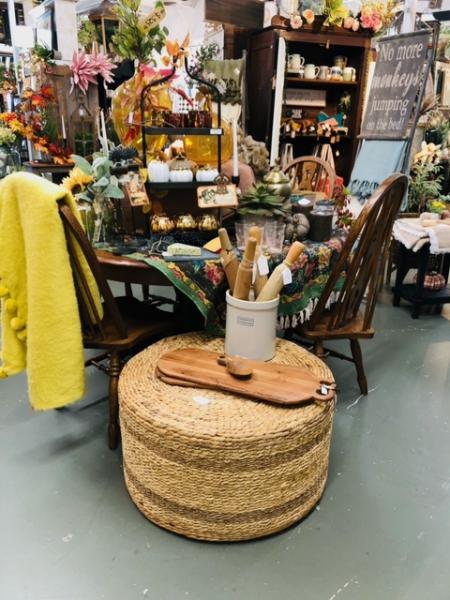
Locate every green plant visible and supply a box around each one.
[428,199,447,214]
[78,19,99,50]
[323,0,349,26]
[238,183,291,217]
[32,43,55,65]
[112,0,168,64]
[191,42,220,78]
[0,126,16,147]
[408,162,443,213]
[71,153,124,201]
[109,145,138,164]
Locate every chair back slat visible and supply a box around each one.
[308,173,408,332]
[58,201,128,340]
[284,155,336,198]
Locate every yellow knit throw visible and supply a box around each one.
[0,172,103,410]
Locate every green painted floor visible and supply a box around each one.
[1,296,450,600]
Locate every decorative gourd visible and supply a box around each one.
[197,213,219,231]
[176,213,197,231]
[151,214,175,234]
[148,157,170,183]
[285,213,310,241]
[196,165,219,183]
[169,155,194,183]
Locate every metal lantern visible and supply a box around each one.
[70,94,98,157]
[88,0,119,55]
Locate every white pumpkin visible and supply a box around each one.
[169,169,194,183]
[147,160,170,183]
[196,166,219,183]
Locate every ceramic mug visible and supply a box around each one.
[330,66,343,81]
[304,64,320,80]
[288,54,305,73]
[318,65,330,80]
[343,66,356,82]
[334,55,348,69]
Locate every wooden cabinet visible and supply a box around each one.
[247,25,372,182]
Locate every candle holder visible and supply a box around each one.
[231,174,240,186]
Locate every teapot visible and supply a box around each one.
[263,160,292,199]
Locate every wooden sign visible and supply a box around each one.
[123,173,150,208]
[197,184,238,209]
[360,31,430,139]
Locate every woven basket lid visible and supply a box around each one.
[119,333,335,443]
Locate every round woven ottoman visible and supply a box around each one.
[119,333,335,541]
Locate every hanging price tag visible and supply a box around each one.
[128,111,134,124]
[282,268,293,286]
[257,255,269,276]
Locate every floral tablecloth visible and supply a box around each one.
[128,233,346,334]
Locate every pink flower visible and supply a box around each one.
[90,50,116,84]
[360,10,373,29]
[343,16,354,29]
[290,14,303,29]
[302,9,315,25]
[371,12,383,31]
[70,51,98,94]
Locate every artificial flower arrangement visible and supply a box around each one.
[63,154,124,202]
[0,84,72,164]
[0,63,16,94]
[70,50,116,94]
[284,0,398,32]
[0,126,16,147]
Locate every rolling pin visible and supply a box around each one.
[219,228,239,293]
[233,237,257,301]
[256,241,304,302]
[248,225,268,298]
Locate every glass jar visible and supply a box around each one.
[92,194,117,246]
[0,145,21,178]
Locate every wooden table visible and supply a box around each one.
[393,242,450,318]
[24,162,74,184]
[96,250,170,287]
[96,250,205,328]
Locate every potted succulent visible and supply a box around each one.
[238,183,291,227]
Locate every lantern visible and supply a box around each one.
[88,0,119,55]
[70,93,98,157]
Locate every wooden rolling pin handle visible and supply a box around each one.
[218,227,233,251]
[244,237,257,262]
[285,241,304,266]
[248,225,262,245]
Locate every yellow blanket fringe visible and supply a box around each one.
[0,172,103,410]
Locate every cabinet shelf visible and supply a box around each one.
[281,134,350,142]
[142,126,223,136]
[285,77,358,87]
[146,181,204,190]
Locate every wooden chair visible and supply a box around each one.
[283,155,336,200]
[295,173,408,395]
[58,200,182,449]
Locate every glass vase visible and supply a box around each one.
[92,194,117,246]
[0,145,21,178]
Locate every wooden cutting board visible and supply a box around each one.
[156,348,335,405]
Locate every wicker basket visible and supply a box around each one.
[119,333,335,541]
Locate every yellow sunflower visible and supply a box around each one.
[62,167,94,194]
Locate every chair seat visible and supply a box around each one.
[83,296,182,351]
[299,310,375,341]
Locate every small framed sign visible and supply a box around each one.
[123,172,150,207]
[197,176,238,209]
